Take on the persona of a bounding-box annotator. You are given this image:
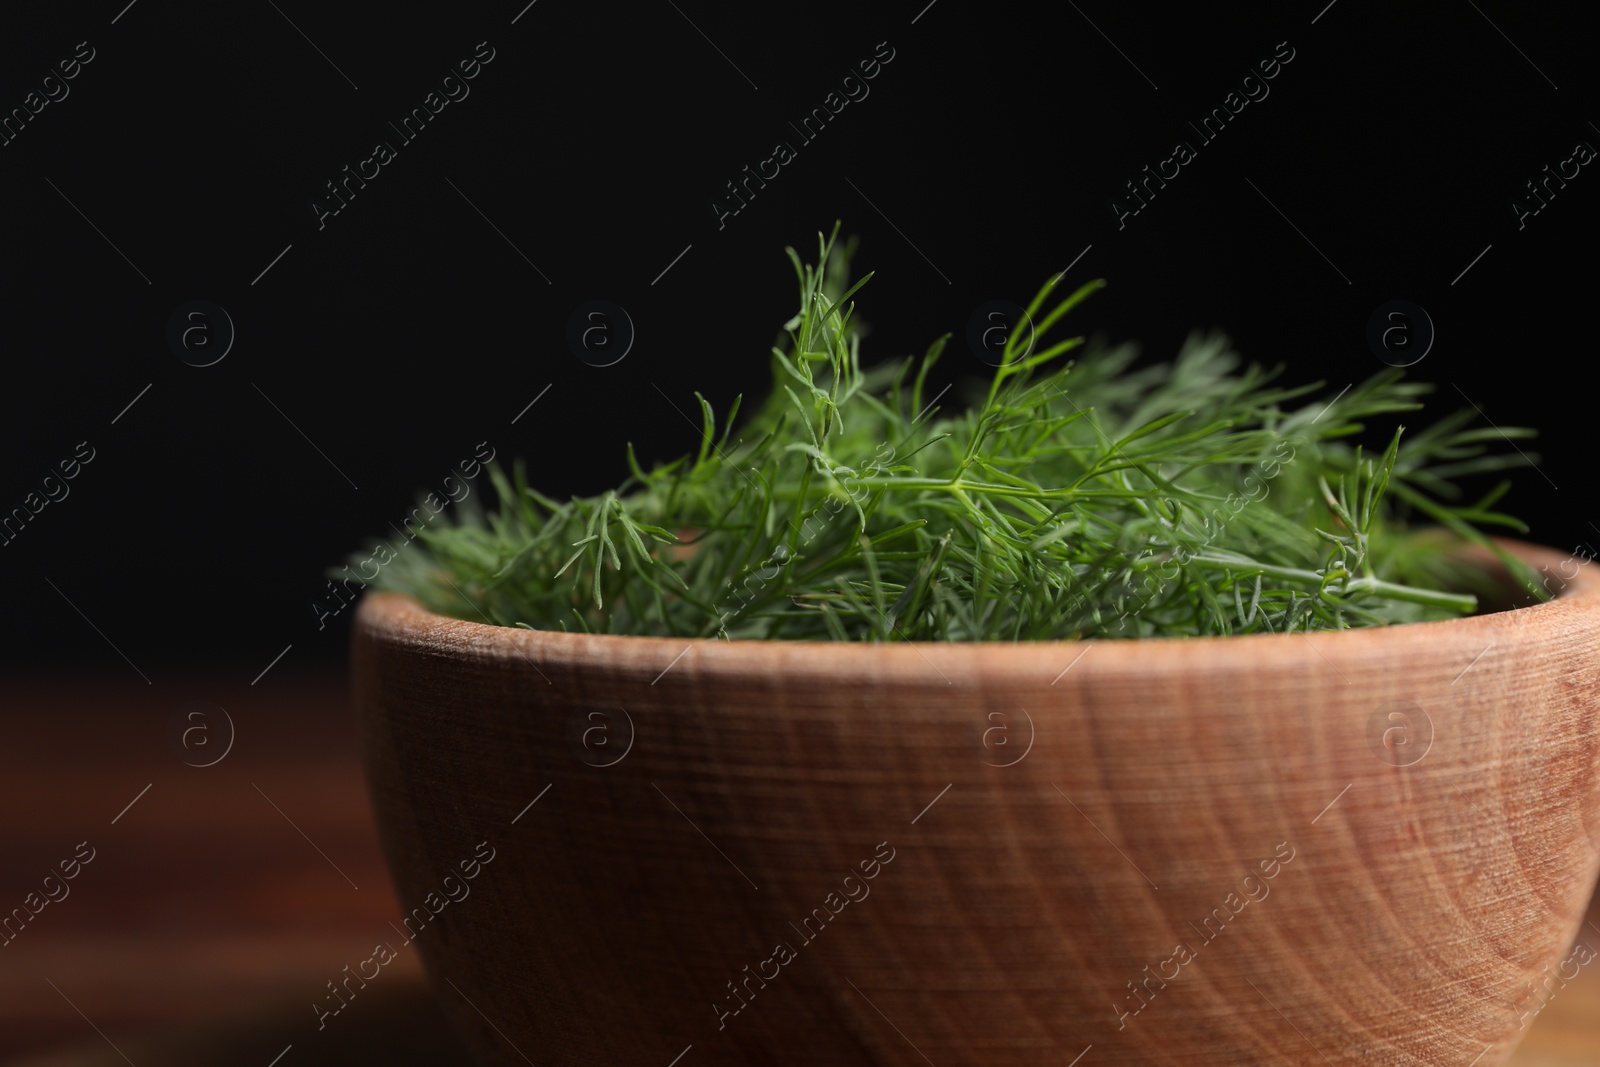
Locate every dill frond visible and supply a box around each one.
[347,223,1545,641]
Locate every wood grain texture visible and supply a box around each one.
[352,539,1600,1066]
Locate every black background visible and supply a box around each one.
[2,0,1594,682]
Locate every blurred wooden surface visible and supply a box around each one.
[1,669,1598,1066]
[0,669,467,1064]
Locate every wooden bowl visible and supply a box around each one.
[351,538,1600,1066]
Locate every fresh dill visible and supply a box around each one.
[346,223,1544,641]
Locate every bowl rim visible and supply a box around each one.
[352,537,1599,682]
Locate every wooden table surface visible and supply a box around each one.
[2,668,1598,1066]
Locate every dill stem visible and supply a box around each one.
[1340,577,1476,612]
[1186,553,1476,612]
[813,477,1161,502]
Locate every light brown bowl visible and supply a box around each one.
[352,538,1600,1065]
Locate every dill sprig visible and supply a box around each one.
[349,223,1544,640]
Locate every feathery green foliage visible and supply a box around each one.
[347,224,1544,640]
